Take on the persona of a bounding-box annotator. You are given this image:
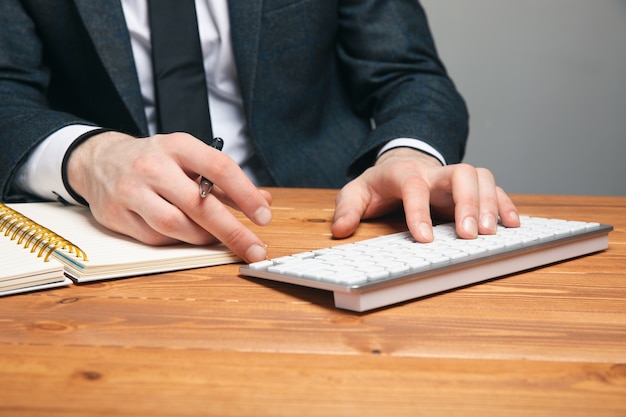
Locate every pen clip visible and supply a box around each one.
[199,137,224,198]
[210,137,224,151]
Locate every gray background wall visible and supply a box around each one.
[420,0,626,196]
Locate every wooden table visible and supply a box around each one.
[1,189,625,417]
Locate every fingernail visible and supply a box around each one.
[418,222,433,241]
[480,213,497,234]
[462,217,478,238]
[254,206,272,226]
[245,244,267,263]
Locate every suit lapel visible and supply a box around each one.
[228,0,263,126]
[71,0,262,137]
[73,0,148,135]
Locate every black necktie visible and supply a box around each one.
[148,0,212,143]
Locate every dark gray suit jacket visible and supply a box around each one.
[0,0,468,201]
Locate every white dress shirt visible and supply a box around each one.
[14,0,445,205]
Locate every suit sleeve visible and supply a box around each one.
[0,0,93,201]
[337,0,469,172]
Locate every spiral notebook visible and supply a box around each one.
[1,202,240,297]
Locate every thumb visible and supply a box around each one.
[331,182,369,239]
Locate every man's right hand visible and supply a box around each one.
[66,131,272,263]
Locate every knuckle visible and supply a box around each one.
[150,211,184,235]
[137,233,174,246]
[93,207,174,246]
[476,166,495,181]
[130,153,164,177]
[454,163,477,176]
[209,156,232,179]
[392,158,422,174]
[402,178,431,199]
[221,225,250,248]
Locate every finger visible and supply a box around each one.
[401,177,435,242]
[211,186,273,212]
[173,137,272,226]
[188,193,268,263]
[90,191,194,246]
[144,162,268,262]
[476,167,499,235]
[123,184,218,245]
[444,164,480,239]
[142,193,267,263]
[146,186,267,263]
[106,209,186,246]
[496,186,521,228]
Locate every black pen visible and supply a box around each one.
[200,137,224,198]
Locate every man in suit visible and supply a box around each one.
[0,0,519,263]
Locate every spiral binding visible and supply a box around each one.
[0,203,88,262]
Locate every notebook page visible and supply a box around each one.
[0,238,66,290]
[7,203,240,281]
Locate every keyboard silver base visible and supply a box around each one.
[333,233,609,311]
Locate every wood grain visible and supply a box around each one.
[1,189,625,416]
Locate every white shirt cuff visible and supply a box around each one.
[14,125,101,205]
[377,138,447,166]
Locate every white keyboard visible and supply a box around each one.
[240,217,612,312]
